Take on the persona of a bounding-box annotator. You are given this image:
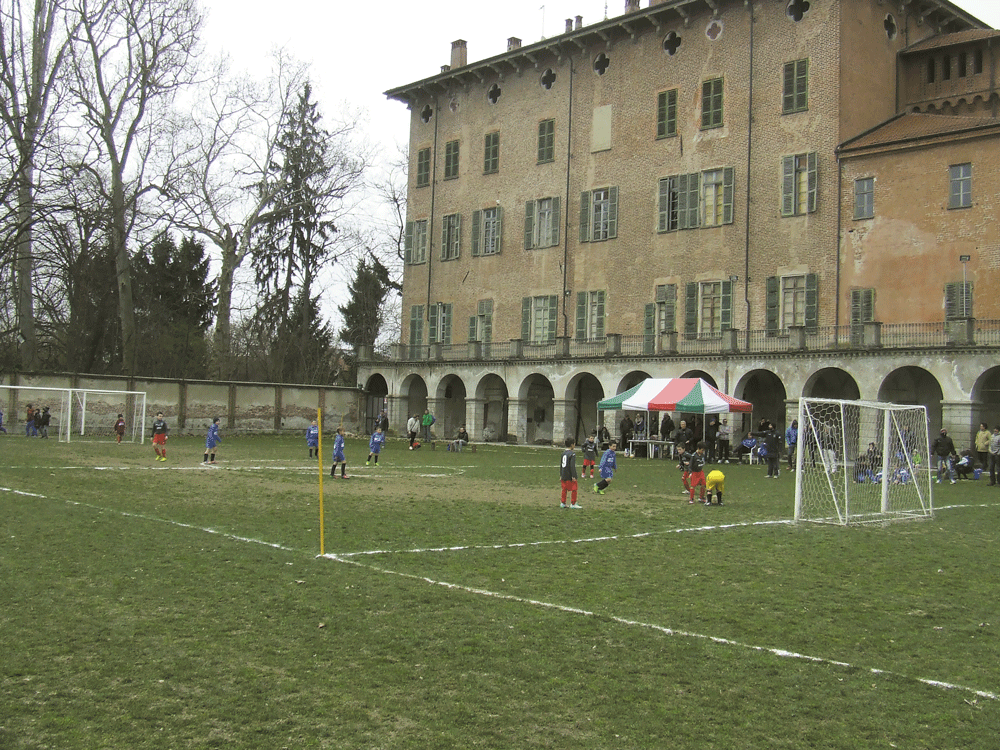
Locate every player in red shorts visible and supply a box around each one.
[151,411,169,462]
[559,437,581,508]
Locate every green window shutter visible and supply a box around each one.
[701,80,712,128]
[861,288,874,322]
[684,282,698,339]
[665,283,676,331]
[468,315,478,342]
[805,273,818,331]
[722,167,735,224]
[428,304,439,344]
[471,210,481,256]
[404,221,413,264]
[658,178,669,232]
[579,191,591,242]
[945,281,973,320]
[442,303,453,343]
[685,173,700,228]
[440,220,448,260]
[807,152,818,213]
[595,291,606,338]
[576,292,587,341]
[521,297,531,340]
[524,200,535,250]
[677,174,689,229]
[547,295,558,343]
[454,214,461,257]
[657,91,667,138]
[495,205,503,251]
[666,89,677,136]
[482,300,493,343]
[721,279,733,330]
[783,62,795,112]
[796,59,808,111]
[766,276,779,332]
[781,156,795,216]
[644,303,655,354]
[551,196,560,245]
[607,186,618,239]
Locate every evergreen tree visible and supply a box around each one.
[133,233,216,378]
[339,257,394,352]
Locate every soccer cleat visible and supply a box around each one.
[950,479,956,484]
[597,489,605,495]
[571,503,583,508]
[561,502,568,508]
[593,484,599,493]
[688,499,695,504]
[366,461,370,466]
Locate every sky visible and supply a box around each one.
[197,0,1000,331]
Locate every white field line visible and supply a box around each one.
[4,482,997,701]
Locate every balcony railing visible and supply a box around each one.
[370,319,989,364]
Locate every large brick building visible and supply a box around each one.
[359,0,1000,449]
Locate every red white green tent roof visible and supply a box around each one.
[598,378,752,414]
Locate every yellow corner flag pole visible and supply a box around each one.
[317,408,325,556]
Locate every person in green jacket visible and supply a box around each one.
[421,408,435,442]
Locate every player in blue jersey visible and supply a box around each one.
[594,440,618,495]
[367,426,386,466]
[330,427,348,478]
[306,420,320,459]
[203,417,222,464]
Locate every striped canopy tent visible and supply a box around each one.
[598,378,752,414]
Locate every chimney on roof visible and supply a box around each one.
[565,18,573,33]
[441,65,451,73]
[575,15,583,29]
[451,40,467,69]
[507,36,521,51]
[625,0,639,11]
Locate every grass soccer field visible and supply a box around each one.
[2,434,999,749]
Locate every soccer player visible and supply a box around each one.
[0,405,6,433]
[688,441,708,504]
[204,417,222,465]
[560,437,581,508]
[676,444,692,495]
[331,427,348,478]
[594,440,618,495]
[151,411,169,462]
[306,420,320,459]
[581,431,598,479]
[367,426,385,466]
[706,469,725,506]
[114,414,126,444]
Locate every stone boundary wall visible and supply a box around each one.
[0,373,364,437]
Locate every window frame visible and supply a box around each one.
[468,299,493,344]
[782,59,809,114]
[575,290,606,342]
[522,295,558,344]
[483,131,500,174]
[525,196,561,250]
[404,219,429,264]
[780,274,807,329]
[781,152,818,216]
[428,302,453,345]
[537,119,555,164]
[701,77,724,129]
[415,148,431,188]
[440,213,461,261]
[945,281,973,320]
[579,187,619,243]
[853,177,874,220]
[656,88,678,139]
[444,139,460,180]
[949,163,972,209]
[471,206,503,256]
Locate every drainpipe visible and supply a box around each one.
[742,1,755,333]
[835,149,843,337]
[562,56,576,337]
[426,95,440,340]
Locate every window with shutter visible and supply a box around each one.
[781,153,818,216]
[782,59,808,113]
[656,89,678,138]
[484,132,500,174]
[945,281,973,320]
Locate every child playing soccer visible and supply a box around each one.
[581,431,598,479]
[367,426,385,466]
[151,411,169,461]
[330,427,348,478]
[204,417,222,464]
[688,441,708,504]
[306,420,320,459]
[594,440,618,495]
[706,469,725,506]
[560,437,581,508]
[114,414,126,444]
[676,444,692,495]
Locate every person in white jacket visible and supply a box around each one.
[406,414,420,449]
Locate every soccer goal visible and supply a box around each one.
[0,385,147,443]
[794,397,933,525]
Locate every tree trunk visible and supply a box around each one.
[111,172,137,376]
[15,168,39,370]
[210,234,238,380]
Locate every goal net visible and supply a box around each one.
[794,398,933,525]
[0,385,147,443]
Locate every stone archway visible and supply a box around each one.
[474,373,509,442]
[972,367,1000,432]
[517,373,555,445]
[434,374,468,442]
[399,374,428,432]
[878,366,944,434]
[735,369,788,436]
[362,373,389,434]
[803,367,861,400]
[680,369,718,388]
[565,371,605,444]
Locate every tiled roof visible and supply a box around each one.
[840,112,1000,152]
[903,28,1000,53]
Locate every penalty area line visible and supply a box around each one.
[322,551,999,703]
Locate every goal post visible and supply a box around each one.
[0,385,147,443]
[794,397,933,525]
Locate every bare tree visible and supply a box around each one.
[164,51,308,379]
[0,0,78,369]
[65,0,202,375]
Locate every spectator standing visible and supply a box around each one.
[0,406,7,434]
[706,417,719,463]
[620,413,634,448]
[378,409,390,434]
[406,413,420,449]
[785,420,798,470]
[37,407,51,439]
[597,424,611,451]
[660,413,675,443]
[975,422,990,469]
[988,426,1000,486]
[421,408,435,442]
[717,418,731,463]
[674,420,693,453]
[932,428,957,485]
